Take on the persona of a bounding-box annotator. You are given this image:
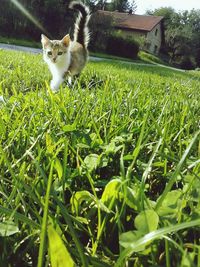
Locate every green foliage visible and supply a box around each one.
[0,0,72,40]
[139,51,167,65]
[48,225,75,267]
[0,221,19,236]
[117,218,200,266]
[0,49,200,266]
[109,0,137,13]
[149,7,200,68]
[89,11,113,52]
[106,31,139,59]
[134,210,159,234]
[0,36,41,48]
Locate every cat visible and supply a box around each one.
[41,1,90,92]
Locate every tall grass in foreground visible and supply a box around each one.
[0,49,200,267]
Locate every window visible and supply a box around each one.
[155,29,158,36]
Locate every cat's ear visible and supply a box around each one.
[61,34,70,47]
[41,34,50,48]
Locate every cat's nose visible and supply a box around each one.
[53,57,57,62]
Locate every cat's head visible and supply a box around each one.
[41,34,70,63]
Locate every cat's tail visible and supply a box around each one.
[69,1,90,48]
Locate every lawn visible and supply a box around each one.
[0,49,200,267]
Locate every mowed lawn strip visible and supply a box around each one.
[0,49,200,267]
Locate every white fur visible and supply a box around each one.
[0,95,5,104]
[43,50,71,92]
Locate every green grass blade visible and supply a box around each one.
[0,205,40,229]
[37,160,55,267]
[115,218,200,266]
[54,195,88,267]
[155,130,200,211]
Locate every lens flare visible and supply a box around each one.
[10,0,48,35]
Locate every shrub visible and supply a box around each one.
[177,55,196,70]
[89,12,113,52]
[106,31,139,59]
[139,51,165,64]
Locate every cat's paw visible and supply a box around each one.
[50,80,60,92]
[68,76,72,85]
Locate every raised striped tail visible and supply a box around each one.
[69,1,90,48]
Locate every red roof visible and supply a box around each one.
[96,10,163,32]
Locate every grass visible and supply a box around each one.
[90,51,148,64]
[0,36,169,65]
[0,36,41,48]
[138,51,169,65]
[0,49,200,267]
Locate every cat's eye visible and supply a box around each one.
[58,52,63,56]
[47,51,52,56]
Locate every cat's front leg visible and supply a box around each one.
[50,77,64,92]
[68,76,72,86]
[63,70,72,86]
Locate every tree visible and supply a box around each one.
[109,0,137,13]
[89,11,113,51]
[148,7,200,68]
[147,7,178,28]
[0,0,73,40]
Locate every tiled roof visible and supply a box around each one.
[96,10,163,32]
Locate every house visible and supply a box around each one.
[95,10,164,55]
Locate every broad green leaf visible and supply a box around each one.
[157,190,182,216]
[119,231,145,251]
[71,190,94,214]
[0,221,19,236]
[104,141,123,155]
[99,154,109,168]
[48,225,75,267]
[84,153,99,172]
[101,179,121,206]
[89,132,103,146]
[63,124,76,132]
[116,219,200,267]
[71,190,110,215]
[125,186,139,210]
[104,141,116,154]
[134,210,159,234]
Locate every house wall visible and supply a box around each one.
[146,23,162,54]
[115,23,162,55]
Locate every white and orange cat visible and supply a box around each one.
[41,1,90,91]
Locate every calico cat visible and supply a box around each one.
[41,1,90,91]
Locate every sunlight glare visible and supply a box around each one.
[10,0,48,35]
